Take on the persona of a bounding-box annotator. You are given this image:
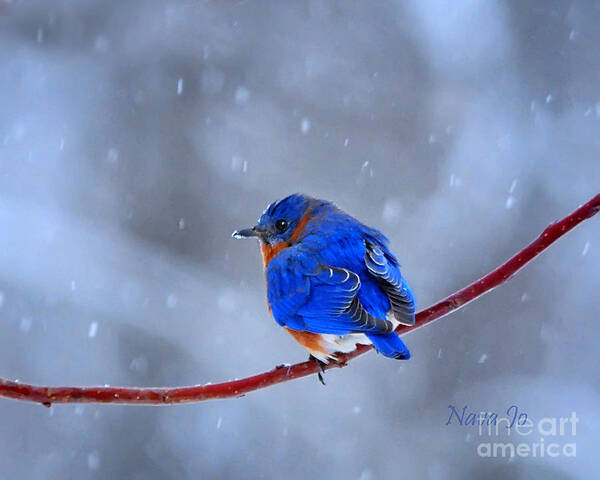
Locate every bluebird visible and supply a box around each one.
[233,193,415,370]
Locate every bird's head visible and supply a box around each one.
[232,193,311,245]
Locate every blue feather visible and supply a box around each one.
[367,333,411,359]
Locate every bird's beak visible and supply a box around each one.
[232,226,265,240]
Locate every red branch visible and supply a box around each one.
[1,194,599,407]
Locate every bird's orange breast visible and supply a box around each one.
[260,211,312,268]
[284,328,328,356]
[261,241,290,267]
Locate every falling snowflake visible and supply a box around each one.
[235,86,250,105]
[166,294,177,309]
[300,118,311,134]
[87,451,100,470]
[88,322,98,338]
[107,148,119,164]
[129,356,148,374]
[582,241,590,257]
[20,316,32,333]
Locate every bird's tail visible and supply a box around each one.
[366,332,411,360]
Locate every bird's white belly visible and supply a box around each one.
[316,333,372,363]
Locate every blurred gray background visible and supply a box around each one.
[1,0,599,478]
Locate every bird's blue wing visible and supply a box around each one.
[265,250,312,331]
[364,241,415,326]
[266,248,394,334]
[299,266,395,334]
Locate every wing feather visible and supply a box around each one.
[266,249,394,335]
[364,241,416,326]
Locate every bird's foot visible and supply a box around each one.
[308,354,327,385]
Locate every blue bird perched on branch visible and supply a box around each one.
[233,194,415,376]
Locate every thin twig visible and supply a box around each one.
[1,194,599,406]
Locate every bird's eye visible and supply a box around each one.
[275,219,289,233]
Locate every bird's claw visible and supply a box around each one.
[309,355,327,386]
